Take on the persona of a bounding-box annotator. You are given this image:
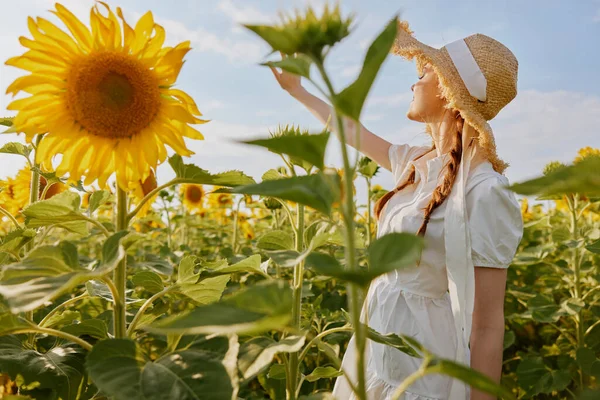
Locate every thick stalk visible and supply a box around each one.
[113,187,128,338]
[9,327,93,351]
[287,203,305,400]
[0,206,21,229]
[317,62,367,400]
[232,196,243,253]
[161,197,172,250]
[570,194,586,387]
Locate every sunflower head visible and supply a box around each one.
[207,186,233,208]
[181,184,205,211]
[247,2,354,62]
[574,147,600,164]
[6,3,207,191]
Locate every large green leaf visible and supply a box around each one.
[200,255,268,278]
[0,313,33,335]
[22,191,83,227]
[527,294,562,323]
[586,238,600,254]
[146,280,292,335]
[62,319,109,339]
[239,131,330,170]
[365,325,423,358]
[516,357,570,395]
[0,335,86,400]
[508,156,600,197]
[237,335,305,379]
[86,337,238,400]
[427,358,516,400]
[306,232,422,286]
[0,232,127,312]
[132,271,164,294]
[213,173,340,216]
[169,154,255,186]
[336,17,398,120]
[173,256,230,304]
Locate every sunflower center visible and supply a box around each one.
[186,186,203,203]
[66,51,161,139]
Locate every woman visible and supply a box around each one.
[270,20,524,400]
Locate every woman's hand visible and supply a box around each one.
[269,52,304,96]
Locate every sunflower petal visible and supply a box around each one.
[116,7,134,50]
[52,4,93,51]
[6,74,64,95]
[131,11,154,54]
[166,88,202,116]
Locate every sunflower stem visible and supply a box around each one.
[0,206,21,230]
[287,202,305,400]
[317,60,367,400]
[8,327,93,352]
[232,196,244,253]
[113,187,129,338]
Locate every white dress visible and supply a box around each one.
[332,143,524,400]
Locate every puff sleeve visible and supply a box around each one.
[466,174,524,268]
[389,143,430,186]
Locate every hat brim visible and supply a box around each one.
[391,21,509,175]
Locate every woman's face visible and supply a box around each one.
[406,63,446,122]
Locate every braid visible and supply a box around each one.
[416,112,464,236]
[373,149,432,221]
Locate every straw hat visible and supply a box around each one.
[390,20,518,175]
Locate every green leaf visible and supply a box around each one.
[0,233,126,313]
[213,173,340,216]
[22,190,82,226]
[336,16,398,120]
[0,142,31,158]
[132,271,164,294]
[365,325,423,358]
[305,366,342,382]
[88,190,111,213]
[509,156,600,197]
[174,256,230,304]
[366,232,424,274]
[428,358,516,400]
[516,356,568,395]
[201,255,267,278]
[243,25,298,54]
[261,55,312,78]
[267,363,287,380]
[527,294,561,323]
[146,280,292,336]
[586,238,600,254]
[238,335,306,379]
[306,232,422,286]
[0,313,33,335]
[169,154,255,186]
[576,347,597,375]
[62,319,108,339]
[239,131,330,170]
[0,335,85,400]
[257,230,295,251]
[39,310,81,329]
[86,337,238,400]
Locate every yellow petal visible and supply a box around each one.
[7,94,58,111]
[140,24,166,59]
[6,74,64,95]
[18,36,74,62]
[116,7,135,50]
[95,2,122,49]
[36,17,80,52]
[166,89,202,116]
[51,4,93,51]
[131,11,154,54]
[27,17,78,55]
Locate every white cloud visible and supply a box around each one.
[217,0,273,25]
[367,92,413,107]
[491,89,600,183]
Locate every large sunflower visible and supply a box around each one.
[5,3,207,191]
[180,184,205,212]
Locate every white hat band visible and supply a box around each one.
[445,39,487,102]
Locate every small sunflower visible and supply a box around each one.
[573,147,600,164]
[5,3,207,191]
[207,186,233,208]
[130,168,158,218]
[180,184,205,212]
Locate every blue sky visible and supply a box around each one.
[1,0,599,208]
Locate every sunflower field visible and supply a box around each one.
[0,3,599,400]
